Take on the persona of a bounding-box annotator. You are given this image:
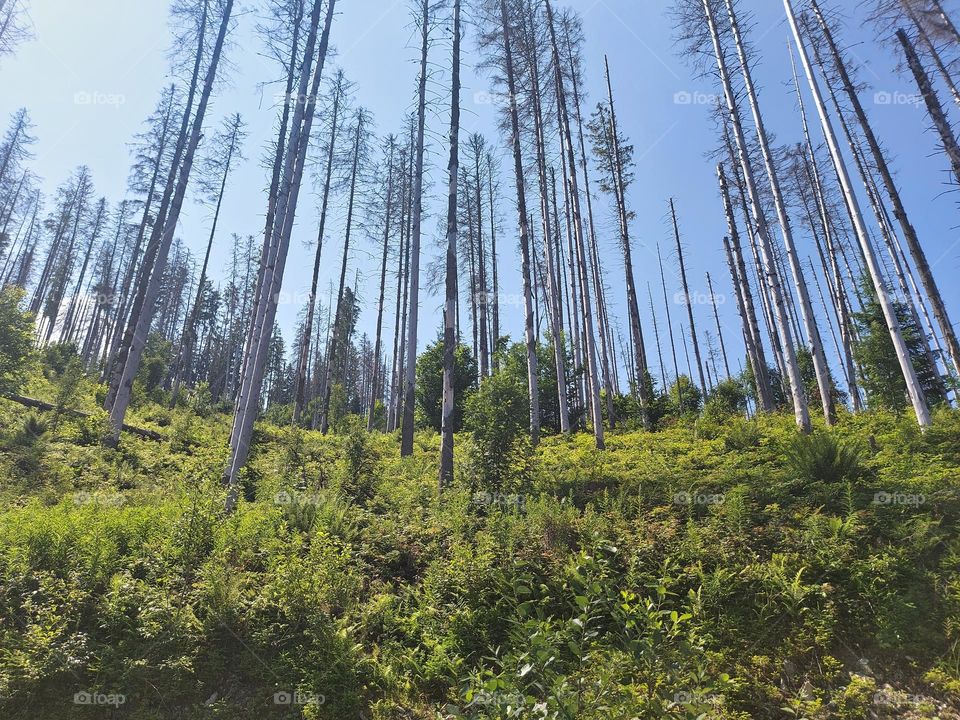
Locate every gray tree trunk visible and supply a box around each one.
[545,0,603,448]
[109,0,233,443]
[704,0,810,432]
[400,0,430,457]
[499,0,541,446]
[439,0,461,488]
[810,0,960,383]
[788,0,932,428]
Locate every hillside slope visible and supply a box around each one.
[1,387,959,719]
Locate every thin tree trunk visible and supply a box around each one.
[670,198,708,397]
[718,164,774,410]
[545,0,602,448]
[109,0,233,443]
[170,121,240,406]
[788,0,931,427]
[658,243,682,402]
[725,0,837,424]
[440,0,461,488]
[487,152,501,369]
[647,283,666,392]
[811,0,960,382]
[705,271,730,378]
[225,0,336,500]
[898,28,960,185]
[499,0,541,446]
[320,111,364,434]
[294,78,341,423]
[705,0,810,432]
[400,0,430,457]
[603,58,651,426]
[369,140,397,432]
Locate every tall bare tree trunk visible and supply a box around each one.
[545,0,602,448]
[670,198,707,397]
[658,243,682,403]
[525,10,570,435]
[440,0,461,488]
[904,2,960,107]
[787,0,931,428]
[603,57,651,426]
[647,283,666,392]
[499,0,541,445]
[725,0,834,424]
[225,0,337,502]
[810,0,960,383]
[718,164,774,410]
[705,271,730,378]
[898,29,960,186]
[487,152,501,370]
[170,116,242,407]
[704,0,810,432]
[109,0,233,444]
[400,0,430,457]
[369,138,397,432]
[320,110,364,434]
[294,75,342,424]
[473,146,490,379]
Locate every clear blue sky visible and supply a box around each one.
[2,0,958,383]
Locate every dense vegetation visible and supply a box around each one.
[1,335,958,719]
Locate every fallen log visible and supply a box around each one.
[2,394,163,441]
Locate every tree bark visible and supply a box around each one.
[788,0,931,427]
[439,0,461,488]
[704,0,810,431]
[545,0,602,448]
[811,0,960,382]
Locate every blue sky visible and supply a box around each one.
[2,0,958,384]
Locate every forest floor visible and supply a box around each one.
[1,370,960,719]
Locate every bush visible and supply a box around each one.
[416,337,478,432]
[465,348,530,492]
[785,431,862,486]
[0,286,34,394]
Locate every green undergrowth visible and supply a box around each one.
[0,392,959,719]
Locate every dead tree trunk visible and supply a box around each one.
[545,0,603,448]
[810,0,960,383]
[369,138,397,432]
[704,0,810,432]
[898,28,960,186]
[788,0,931,427]
[109,0,233,444]
[499,0,541,445]
[400,0,431,456]
[440,0,461,488]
